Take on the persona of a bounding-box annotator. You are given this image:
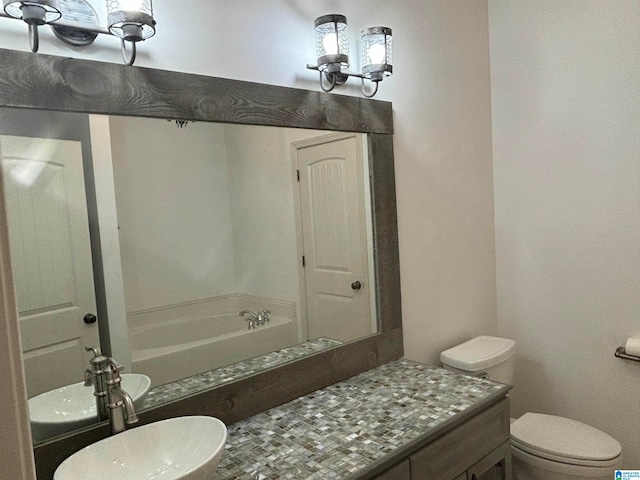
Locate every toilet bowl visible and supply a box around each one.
[510,412,622,479]
[440,336,622,480]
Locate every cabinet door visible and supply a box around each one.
[467,440,512,480]
[409,399,510,479]
[374,458,411,480]
[373,459,411,480]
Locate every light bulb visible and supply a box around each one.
[323,32,339,55]
[368,43,386,64]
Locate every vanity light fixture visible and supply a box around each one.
[1,0,156,66]
[306,14,393,98]
[106,0,155,65]
[2,0,62,52]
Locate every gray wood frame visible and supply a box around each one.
[0,48,401,479]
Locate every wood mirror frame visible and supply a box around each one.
[0,48,402,479]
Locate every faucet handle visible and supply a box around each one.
[84,368,94,386]
[105,358,125,381]
[85,346,109,370]
[85,346,101,357]
[107,358,124,371]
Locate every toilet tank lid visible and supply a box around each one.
[511,413,622,463]
[440,336,515,371]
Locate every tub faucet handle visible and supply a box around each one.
[240,310,260,329]
[257,310,271,325]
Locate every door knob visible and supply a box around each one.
[84,313,97,324]
[351,281,362,290]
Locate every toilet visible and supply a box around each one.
[440,336,622,480]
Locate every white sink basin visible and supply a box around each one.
[53,416,227,480]
[29,373,151,442]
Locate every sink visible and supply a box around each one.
[53,416,227,480]
[29,373,151,442]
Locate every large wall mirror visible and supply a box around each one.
[0,48,401,478]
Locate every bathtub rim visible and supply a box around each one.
[130,313,293,359]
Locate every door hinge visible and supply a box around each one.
[302,255,306,267]
[297,169,300,182]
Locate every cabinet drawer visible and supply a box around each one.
[409,398,510,480]
[373,459,411,480]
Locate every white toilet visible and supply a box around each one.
[440,336,622,480]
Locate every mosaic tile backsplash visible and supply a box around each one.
[213,359,508,480]
[142,338,342,409]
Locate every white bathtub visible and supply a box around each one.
[130,313,297,387]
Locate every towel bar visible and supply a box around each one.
[615,346,640,362]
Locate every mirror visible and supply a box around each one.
[110,117,378,388]
[0,108,377,441]
[0,108,379,443]
[0,48,401,478]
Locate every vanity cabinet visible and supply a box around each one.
[373,459,411,480]
[372,398,511,480]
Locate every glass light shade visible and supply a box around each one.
[314,14,349,72]
[106,0,155,41]
[361,26,393,81]
[3,0,61,24]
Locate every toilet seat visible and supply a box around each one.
[511,413,622,467]
[511,444,621,478]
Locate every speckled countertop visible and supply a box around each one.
[142,338,342,409]
[213,358,509,480]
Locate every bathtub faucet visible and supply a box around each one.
[239,309,271,329]
[257,309,271,326]
[240,310,259,329]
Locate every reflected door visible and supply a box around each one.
[297,134,372,342]
[0,135,99,397]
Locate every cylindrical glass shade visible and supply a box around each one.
[314,14,349,72]
[361,27,393,81]
[107,0,155,41]
[3,0,61,24]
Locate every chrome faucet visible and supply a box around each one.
[257,309,270,326]
[239,310,259,329]
[84,347,109,422]
[240,309,271,329]
[104,358,138,434]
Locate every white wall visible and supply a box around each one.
[224,124,325,304]
[110,116,236,311]
[490,0,640,467]
[110,118,329,314]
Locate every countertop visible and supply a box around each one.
[213,358,510,479]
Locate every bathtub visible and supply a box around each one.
[130,313,297,387]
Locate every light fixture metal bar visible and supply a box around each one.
[305,63,364,79]
[0,10,110,35]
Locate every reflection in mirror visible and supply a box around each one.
[0,107,378,443]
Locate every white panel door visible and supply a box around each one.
[0,135,99,397]
[297,134,372,342]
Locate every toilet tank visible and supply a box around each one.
[440,336,516,385]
